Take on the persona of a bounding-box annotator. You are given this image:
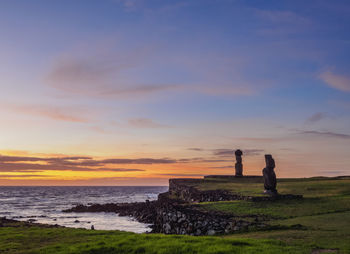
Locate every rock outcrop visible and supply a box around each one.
[64,177,302,236]
[0,217,62,228]
[64,193,265,235]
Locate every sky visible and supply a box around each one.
[0,0,350,185]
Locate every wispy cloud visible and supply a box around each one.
[212,149,234,157]
[243,149,265,156]
[6,104,90,123]
[119,0,138,9]
[298,130,350,139]
[187,148,204,151]
[193,85,256,96]
[97,84,178,97]
[46,50,178,98]
[96,168,145,172]
[255,8,313,36]
[209,165,234,169]
[236,137,282,142]
[45,39,263,101]
[0,155,91,162]
[100,158,176,164]
[116,0,189,13]
[319,70,350,92]
[0,147,269,175]
[0,154,175,173]
[187,148,264,156]
[237,130,350,143]
[0,174,52,178]
[178,157,230,163]
[128,118,170,128]
[115,0,144,12]
[213,149,264,157]
[0,153,236,173]
[305,112,328,124]
[0,161,145,173]
[256,9,310,24]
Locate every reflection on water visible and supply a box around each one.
[0,186,168,232]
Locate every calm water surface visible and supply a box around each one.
[0,186,168,232]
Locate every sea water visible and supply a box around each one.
[0,186,168,232]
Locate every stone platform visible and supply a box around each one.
[204,175,262,179]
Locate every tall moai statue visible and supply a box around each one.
[235,149,243,176]
[262,154,277,195]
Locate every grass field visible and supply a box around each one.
[0,226,307,254]
[198,176,350,253]
[0,177,349,253]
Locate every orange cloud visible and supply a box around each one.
[128,118,170,128]
[7,104,89,123]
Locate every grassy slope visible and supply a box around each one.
[198,176,350,253]
[231,211,350,252]
[0,177,349,253]
[194,176,350,197]
[197,177,350,218]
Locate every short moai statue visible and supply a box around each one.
[262,154,277,195]
[235,149,243,176]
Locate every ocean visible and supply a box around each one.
[0,186,168,233]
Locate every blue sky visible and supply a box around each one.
[0,0,349,185]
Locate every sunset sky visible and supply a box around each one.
[0,0,350,185]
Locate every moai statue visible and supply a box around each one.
[262,154,277,195]
[235,149,243,176]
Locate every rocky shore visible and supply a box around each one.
[64,192,267,235]
[0,217,63,228]
[63,178,302,236]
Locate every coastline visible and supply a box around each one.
[0,185,166,232]
[1,176,349,253]
[63,176,302,236]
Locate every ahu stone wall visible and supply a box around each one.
[152,201,263,235]
[168,178,245,203]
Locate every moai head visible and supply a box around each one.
[235,149,243,157]
[265,154,275,169]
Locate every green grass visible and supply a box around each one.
[198,195,350,218]
[0,226,306,254]
[231,211,350,253]
[194,176,350,198]
[198,177,350,218]
[196,177,350,253]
